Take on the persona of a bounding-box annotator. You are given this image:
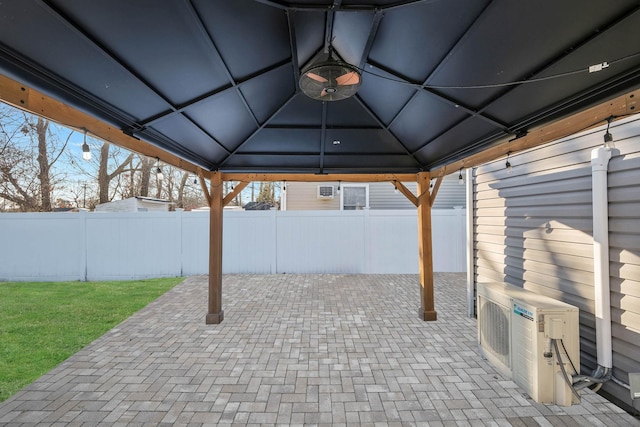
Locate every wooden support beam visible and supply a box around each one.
[429,175,443,208]
[392,180,418,207]
[206,171,224,324]
[430,89,639,177]
[222,173,417,183]
[197,167,211,207]
[223,181,249,207]
[0,73,201,174]
[417,171,437,321]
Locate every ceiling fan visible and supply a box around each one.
[299,48,362,101]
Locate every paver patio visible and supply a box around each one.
[0,273,638,426]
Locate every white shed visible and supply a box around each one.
[94,196,171,212]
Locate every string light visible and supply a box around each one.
[505,152,513,174]
[604,116,614,149]
[393,180,398,194]
[81,130,91,161]
[283,181,287,191]
[458,169,464,185]
[337,181,341,194]
[156,158,164,181]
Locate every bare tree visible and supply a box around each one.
[97,141,134,204]
[176,171,189,208]
[0,107,70,212]
[35,117,52,211]
[139,156,154,197]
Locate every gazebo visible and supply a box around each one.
[0,0,638,324]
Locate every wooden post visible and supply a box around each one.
[417,171,437,321]
[206,171,224,324]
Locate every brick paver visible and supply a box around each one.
[1,274,638,426]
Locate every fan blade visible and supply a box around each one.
[306,72,328,83]
[320,88,328,97]
[336,71,360,86]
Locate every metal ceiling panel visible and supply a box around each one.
[428,0,638,108]
[415,117,503,167]
[324,129,412,154]
[292,11,325,69]
[356,67,417,125]
[326,97,380,128]
[193,0,290,81]
[240,63,296,124]
[148,115,229,165]
[184,89,257,152]
[389,91,469,152]
[49,0,232,107]
[368,0,490,83]
[0,1,166,120]
[237,129,321,154]
[332,11,375,66]
[484,9,640,124]
[322,154,418,171]
[268,94,323,126]
[221,154,321,171]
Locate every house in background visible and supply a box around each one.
[282,173,465,211]
[95,196,171,213]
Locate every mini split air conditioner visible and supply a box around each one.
[477,282,580,406]
[317,185,335,199]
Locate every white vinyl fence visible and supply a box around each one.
[0,208,465,281]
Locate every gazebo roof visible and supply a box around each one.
[1,0,639,174]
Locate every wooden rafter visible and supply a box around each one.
[392,180,418,207]
[429,176,443,208]
[197,168,211,206]
[222,181,249,207]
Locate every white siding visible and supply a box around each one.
[473,115,640,410]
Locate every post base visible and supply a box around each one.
[206,311,224,324]
[418,308,437,321]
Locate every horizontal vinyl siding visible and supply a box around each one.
[604,124,640,407]
[368,182,417,209]
[285,182,340,210]
[286,174,466,211]
[473,115,640,410]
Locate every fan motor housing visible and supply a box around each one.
[299,60,362,101]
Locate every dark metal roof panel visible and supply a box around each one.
[1,0,639,174]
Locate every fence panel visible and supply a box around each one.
[86,212,181,280]
[0,213,84,281]
[276,211,365,273]
[0,209,466,280]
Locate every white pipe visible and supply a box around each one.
[591,146,613,369]
[466,168,475,318]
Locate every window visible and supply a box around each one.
[341,184,368,210]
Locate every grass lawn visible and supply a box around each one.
[0,277,183,403]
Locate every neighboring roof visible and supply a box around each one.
[132,196,171,205]
[1,1,639,174]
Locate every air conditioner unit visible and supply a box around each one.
[317,185,335,199]
[478,282,580,406]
